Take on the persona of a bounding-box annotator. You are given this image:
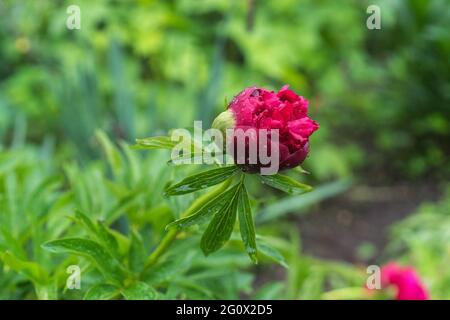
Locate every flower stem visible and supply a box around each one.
[142,178,233,272]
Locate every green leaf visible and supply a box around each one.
[128,229,146,273]
[257,180,350,223]
[1,251,56,299]
[74,210,120,259]
[259,174,312,195]
[167,152,205,166]
[96,221,120,259]
[142,252,195,285]
[200,183,240,256]
[35,282,58,300]
[133,136,177,150]
[164,166,239,196]
[96,130,123,176]
[121,282,157,300]
[168,280,215,299]
[74,210,97,235]
[237,184,257,263]
[105,190,141,223]
[166,183,239,230]
[1,251,48,284]
[84,284,120,300]
[254,282,285,300]
[257,241,288,269]
[0,227,27,259]
[322,287,371,300]
[109,229,131,256]
[42,238,127,284]
[293,166,310,175]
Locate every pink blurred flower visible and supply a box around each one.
[381,262,429,300]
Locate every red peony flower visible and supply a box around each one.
[381,262,429,300]
[212,85,319,173]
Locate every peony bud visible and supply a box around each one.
[211,109,236,137]
[212,85,319,173]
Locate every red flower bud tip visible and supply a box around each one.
[381,262,429,300]
[213,85,319,173]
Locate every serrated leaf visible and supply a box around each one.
[84,284,119,300]
[121,282,157,300]
[132,136,177,150]
[237,184,257,263]
[200,183,241,256]
[166,183,239,230]
[164,166,239,196]
[259,174,312,195]
[42,238,127,284]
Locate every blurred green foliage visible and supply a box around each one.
[1,0,448,178]
[0,0,449,299]
[387,185,450,299]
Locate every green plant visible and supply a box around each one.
[385,185,450,299]
[0,132,316,299]
[1,0,447,301]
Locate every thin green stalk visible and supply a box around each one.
[142,178,233,272]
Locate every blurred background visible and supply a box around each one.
[0,0,449,299]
